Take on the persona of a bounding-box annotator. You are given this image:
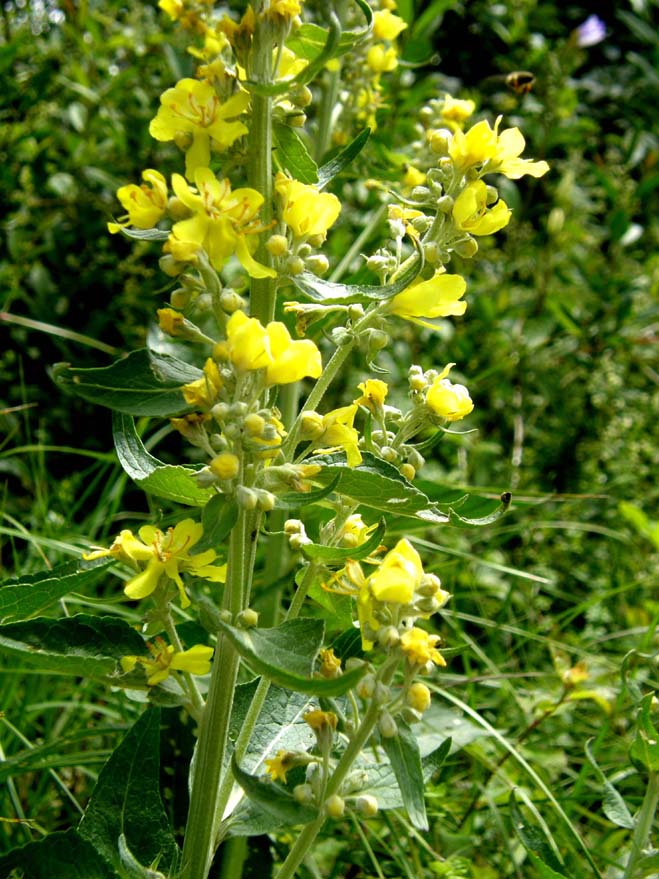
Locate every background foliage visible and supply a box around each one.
[1,0,658,877]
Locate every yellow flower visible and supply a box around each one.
[303,709,338,732]
[318,648,342,679]
[337,514,378,548]
[355,379,388,414]
[389,271,467,324]
[149,79,250,180]
[210,452,240,480]
[266,0,302,23]
[313,405,362,467]
[452,180,511,236]
[182,357,223,409]
[108,169,167,234]
[368,538,423,604]
[264,750,296,783]
[400,627,445,667]
[441,94,476,124]
[367,44,399,73]
[403,165,426,187]
[275,173,341,241]
[265,321,322,386]
[373,9,407,40]
[406,681,432,712]
[122,639,214,686]
[387,203,424,239]
[158,0,183,20]
[222,311,322,385]
[426,364,474,422]
[450,117,549,179]
[166,169,276,278]
[85,519,226,608]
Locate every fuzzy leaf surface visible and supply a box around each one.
[273,123,318,183]
[0,557,113,624]
[509,791,567,875]
[380,718,428,830]
[232,755,318,827]
[301,518,385,563]
[317,128,370,189]
[113,412,213,506]
[54,348,200,416]
[78,708,179,875]
[585,738,635,828]
[291,252,421,304]
[215,617,365,696]
[308,452,448,523]
[0,829,116,879]
[0,613,148,678]
[193,493,239,553]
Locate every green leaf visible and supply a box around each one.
[113,412,213,506]
[0,829,117,879]
[301,518,385,563]
[0,613,148,678]
[215,617,365,696]
[231,755,319,827]
[309,452,448,524]
[54,348,201,416]
[291,251,422,304]
[448,492,511,528]
[276,472,341,510]
[273,123,318,184]
[526,852,571,879]
[78,708,179,875]
[0,557,113,624]
[509,791,567,875]
[630,693,659,773]
[585,738,635,829]
[194,493,239,554]
[380,718,428,830]
[317,129,370,189]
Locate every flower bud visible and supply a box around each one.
[305,254,330,275]
[267,234,289,257]
[293,784,314,805]
[244,413,266,436]
[300,410,324,439]
[159,254,185,277]
[286,256,305,276]
[211,402,230,424]
[380,446,398,463]
[170,288,191,309]
[377,626,400,649]
[406,682,431,713]
[411,186,432,202]
[355,795,379,817]
[210,452,240,481]
[452,237,479,259]
[219,289,244,313]
[291,84,313,107]
[284,518,303,534]
[378,711,398,739]
[400,463,416,481]
[429,129,451,154]
[423,241,441,264]
[373,682,391,704]
[436,194,454,214]
[237,608,259,629]
[257,490,277,511]
[237,486,258,510]
[356,674,376,700]
[326,794,345,819]
[167,195,191,221]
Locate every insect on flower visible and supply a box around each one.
[505,70,535,95]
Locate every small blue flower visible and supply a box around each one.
[575,15,606,48]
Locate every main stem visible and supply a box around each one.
[179,512,250,879]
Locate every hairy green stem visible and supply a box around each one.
[247,13,275,325]
[623,770,659,879]
[179,512,249,879]
[275,660,398,879]
[210,562,321,846]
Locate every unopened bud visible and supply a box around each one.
[436,194,454,214]
[378,711,398,739]
[293,784,314,804]
[237,486,258,510]
[411,186,432,202]
[170,288,191,309]
[300,411,324,439]
[237,608,259,628]
[267,234,289,257]
[244,413,266,436]
[423,241,441,264]
[291,85,313,107]
[286,256,305,276]
[159,254,185,277]
[452,237,479,259]
[326,794,345,819]
[356,674,376,700]
[406,682,431,713]
[355,795,379,817]
[257,490,277,511]
[429,129,450,154]
[305,254,329,275]
[377,626,400,649]
[400,463,416,481]
[209,452,240,481]
[284,518,303,534]
[380,446,397,463]
[219,289,244,313]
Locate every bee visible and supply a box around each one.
[480,71,536,96]
[504,70,536,95]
